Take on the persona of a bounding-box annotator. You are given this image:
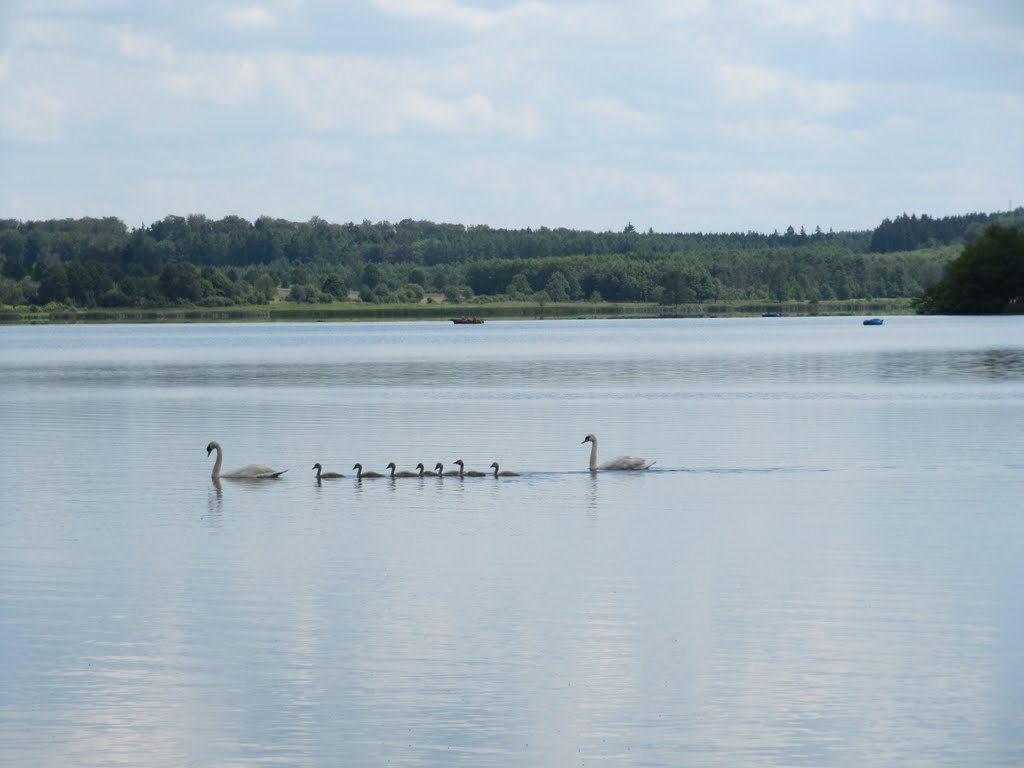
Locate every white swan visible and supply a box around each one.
[490,462,520,477]
[313,462,344,480]
[352,463,384,479]
[386,462,419,478]
[435,462,461,477]
[206,441,287,479]
[582,434,654,471]
[454,459,486,477]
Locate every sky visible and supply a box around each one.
[1,0,1022,235]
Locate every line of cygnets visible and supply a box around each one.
[206,434,655,481]
[317,460,517,480]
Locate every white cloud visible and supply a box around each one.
[717,64,786,102]
[9,18,84,48]
[370,0,552,31]
[727,170,839,208]
[396,90,545,138]
[647,0,709,23]
[741,0,952,37]
[567,165,700,216]
[222,5,276,28]
[569,98,666,137]
[371,0,497,29]
[0,86,65,143]
[722,118,866,150]
[279,138,355,166]
[795,81,857,116]
[717,65,856,117]
[156,47,549,139]
[117,29,176,64]
[999,91,1024,116]
[163,54,264,107]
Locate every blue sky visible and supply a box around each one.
[2,0,1022,234]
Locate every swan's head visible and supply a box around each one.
[387,462,397,470]
[434,462,443,471]
[454,459,465,467]
[582,434,596,444]
[416,463,425,471]
[352,463,362,471]
[490,462,499,469]
[206,441,219,456]
[312,463,322,471]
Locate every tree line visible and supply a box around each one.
[1,209,1021,311]
[869,211,998,253]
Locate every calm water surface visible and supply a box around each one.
[1,316,1023,767]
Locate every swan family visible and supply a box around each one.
[207,434,654,480]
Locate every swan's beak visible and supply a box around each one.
[206,446,213,456]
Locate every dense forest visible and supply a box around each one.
[1,208,1022,311]
[913,224,1024,314]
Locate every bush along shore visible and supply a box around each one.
[0,298,915,324]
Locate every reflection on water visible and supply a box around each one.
[207,477,223,520]
[1,317,1023,767]
[6,348,1024,393]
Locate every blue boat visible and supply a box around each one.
[863,318,884,326]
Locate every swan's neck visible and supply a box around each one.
[211,445,223,478]
[589,439,598,472]
[315,466,321,479]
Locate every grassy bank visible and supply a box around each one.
[0,298,915,324]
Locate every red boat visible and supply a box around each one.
[451,317,484,324]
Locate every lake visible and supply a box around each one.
[1,316,1022,767]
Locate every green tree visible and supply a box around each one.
[65,260,113,306]
[544,271,570,302]
[321,272,349,300]
[395,282,425,303]
[0,276,33,305]
[37,264,69,304]
[120,275,160,305]
[914,224,1024,313]
[661,269,694,304]
[506,272,531,298]
[159,261,202,302]
[362,262,383,290]
[253,274,277,303]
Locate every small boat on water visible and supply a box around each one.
[863,317,884,326]
[451,317,484,324]
[761,312,783,318]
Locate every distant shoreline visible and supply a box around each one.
[0,299,915,325]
